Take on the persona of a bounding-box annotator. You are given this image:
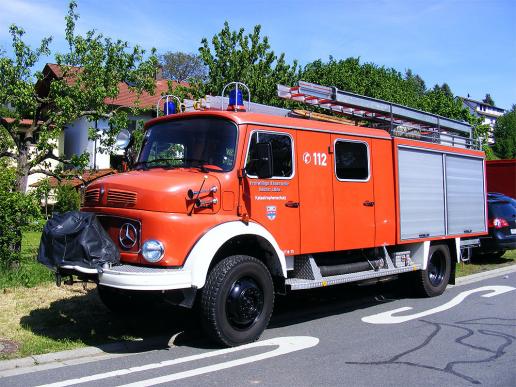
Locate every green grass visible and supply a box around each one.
[0,283,191,360]
[456,249,516,277]
[0,232,53,290]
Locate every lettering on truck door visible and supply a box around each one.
[332,135,376,250]
[244,129,300,255]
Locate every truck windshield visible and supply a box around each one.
[137,117,238,172]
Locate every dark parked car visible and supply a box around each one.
[476,193,516,258]
[487,192,516,207]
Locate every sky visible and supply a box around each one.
[1,0,515,110]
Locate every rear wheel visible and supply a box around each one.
[200,255,274,347]
[415,244,451,297]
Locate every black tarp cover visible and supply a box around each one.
[38,211,120,270]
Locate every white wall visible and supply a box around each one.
[64,113,153,170]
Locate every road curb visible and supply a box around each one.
[1,264,515,377]
[0,336,175,377]
[453,264,516,286]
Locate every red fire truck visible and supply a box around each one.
[42,82,487,346]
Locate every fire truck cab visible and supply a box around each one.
[51,82,487,347]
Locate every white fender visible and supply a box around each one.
[183,221,286,288]
[454,237,462,263]
[401,241,430,269]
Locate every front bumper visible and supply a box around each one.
[60,264,193,291]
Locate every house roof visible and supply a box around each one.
[0,117,52,129]
[30,168,117,188]
[459,96,505,112]
[1,118,34,127]
[41,64,186,110]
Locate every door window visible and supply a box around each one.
[334,140,370,181]
[246,131,294,178]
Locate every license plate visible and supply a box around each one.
[511,229,516,235]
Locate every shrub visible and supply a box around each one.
[0,163,41,269]
[54,184,81,214]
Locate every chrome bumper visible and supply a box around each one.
[60,264,193,291]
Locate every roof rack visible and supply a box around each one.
[181,95,291,116]
[278,81,479,149]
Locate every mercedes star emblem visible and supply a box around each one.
[119,223,137,249]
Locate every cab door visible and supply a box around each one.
[332,135,376,250]
[297,130,334,253]
[243,128,300,255]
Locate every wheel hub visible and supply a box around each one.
[226,277,264,328]
[428,252,445,286]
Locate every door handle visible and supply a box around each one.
[363,200,375,207]
[285,201,300,208]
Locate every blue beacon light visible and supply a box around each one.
[164,101,176,115]
[228,89,245,111]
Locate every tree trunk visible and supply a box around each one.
[15,138,31,193]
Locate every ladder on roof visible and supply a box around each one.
[278,81,479,149]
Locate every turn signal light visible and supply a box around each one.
[488,217,509,229]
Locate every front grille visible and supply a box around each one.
[97,216,141,253]
[107,189,137,207]
[84,188,100,205]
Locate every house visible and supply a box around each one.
[460,97,506,144]
[37,64,184,171]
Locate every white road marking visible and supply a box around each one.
[36,336,319,387]
[362,285,515,324]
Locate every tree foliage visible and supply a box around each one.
[54,184,81,213]
[159,51,207,82]
[483,93,495,106]
[493,105,516,159]
[0,161,40,268]
[300,57,469,121]
[198,22,299,106]
[0,1,159,193]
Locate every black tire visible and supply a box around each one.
[97,285,159,314]
[200,255,274,347]
[490,250,506,259]
[416,244,451,297]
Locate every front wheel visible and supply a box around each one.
[415,244,451,297]
[200,255,274,347]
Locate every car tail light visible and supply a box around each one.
[488,217,509,229]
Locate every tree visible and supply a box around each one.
[300,57,470,120]
[421,84,469,121]
[483,93,495,106]
[198,22,299,106]
[159,51,207,82]
[0,1,159,193]
[493,105,516,159]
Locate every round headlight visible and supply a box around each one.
[142,240,164,263]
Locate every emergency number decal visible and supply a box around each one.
[303,152,327,166]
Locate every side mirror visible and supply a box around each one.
[252,142,273,179]
[115,129,132,150]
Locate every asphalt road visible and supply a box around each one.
[1,272,515,387]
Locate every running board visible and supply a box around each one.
[286,264,421,290]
